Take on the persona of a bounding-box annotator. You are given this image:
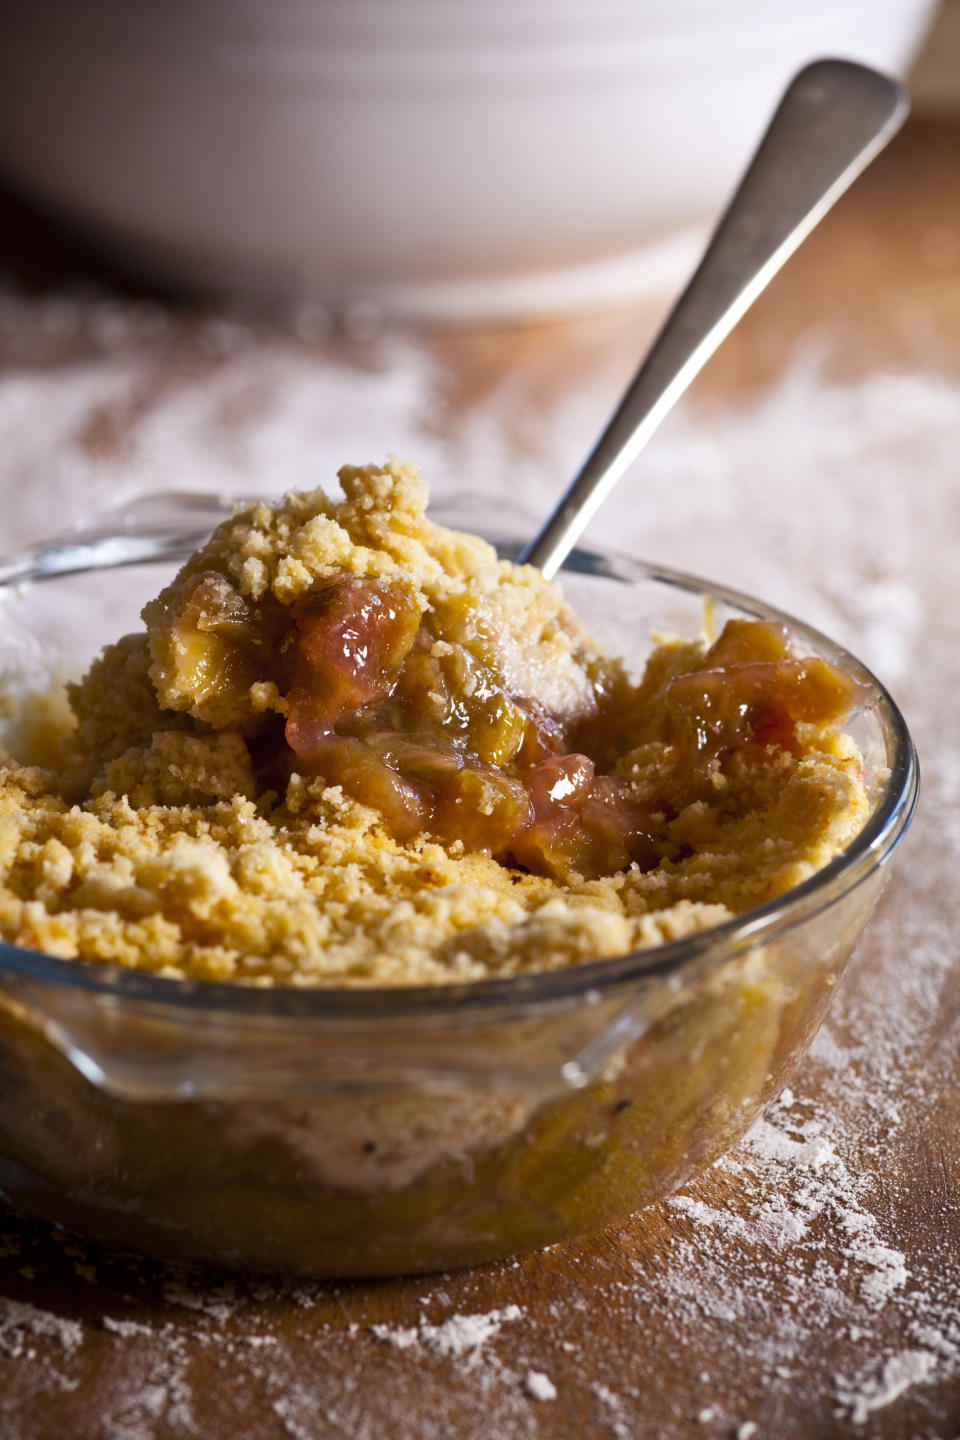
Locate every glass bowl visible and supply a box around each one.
[0,517,918,1277]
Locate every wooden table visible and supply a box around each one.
[0,117,958,1440]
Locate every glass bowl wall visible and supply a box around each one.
[0,530,917,1276]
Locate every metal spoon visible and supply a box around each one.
[519,59,909,579]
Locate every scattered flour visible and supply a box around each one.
[589,1381,634,1440]
[0,280,957,1437]
[372,1304,524,1366]
[103,1317,157,1340]
[522,1370,557,1401]
[423,1306,524,1360]
[0,1296,84,1357]
[371,1324,420,1351]
[658,1083,960,1428]
[836,1348,940,1425]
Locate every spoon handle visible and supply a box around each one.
[520,59,909,579]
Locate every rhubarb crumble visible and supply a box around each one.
[0,459,868,986]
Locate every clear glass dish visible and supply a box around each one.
[0,517,918,1276]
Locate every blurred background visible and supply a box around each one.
[0,0,955,626]
[0,7,959,1438]
[0,0,955,318]
[0,0,956,644]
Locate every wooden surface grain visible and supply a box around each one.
[0,117,958,1440]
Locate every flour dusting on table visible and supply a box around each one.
[0,283,957,1437]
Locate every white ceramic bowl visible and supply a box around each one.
[0,0,938,319]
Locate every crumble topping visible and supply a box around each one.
[0,459,868,986]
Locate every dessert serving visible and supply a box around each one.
[0,461,916,1275]
[0,459,866,988]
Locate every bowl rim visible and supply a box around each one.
[0,531,919,1023]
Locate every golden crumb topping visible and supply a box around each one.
[0,460,868,986]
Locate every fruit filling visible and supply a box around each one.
[173,566,861,884]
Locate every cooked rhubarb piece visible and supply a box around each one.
[665,621,862,760]
[268,582,861,883]
[509,755,659,880]
[285,578,421,756]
